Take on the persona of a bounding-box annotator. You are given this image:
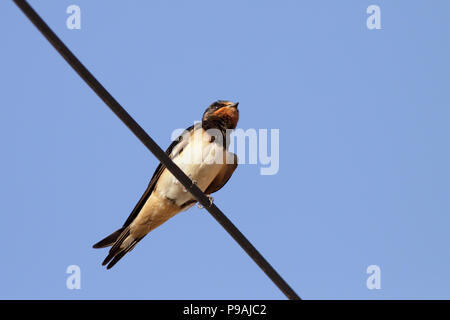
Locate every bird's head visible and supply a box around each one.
[202,100,239,130]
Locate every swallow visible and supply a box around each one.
[93,100,240,269]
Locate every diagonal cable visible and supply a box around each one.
[13,0,301,300]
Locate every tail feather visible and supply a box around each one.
[97,226,142,269]
[101,227,130,266]
[105,240,140,269]
[93,227,125,249]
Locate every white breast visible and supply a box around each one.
[155,128,225,206]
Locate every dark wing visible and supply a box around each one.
[93,124,195,249]
[121,124,194,228]
[205,153,238,194]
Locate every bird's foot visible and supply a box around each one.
[197,195,214,209]
[182,176,197,193]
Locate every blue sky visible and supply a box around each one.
[1,0,449,299]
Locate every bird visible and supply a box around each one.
[93,100,240,269]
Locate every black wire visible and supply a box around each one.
[13,0,301,300]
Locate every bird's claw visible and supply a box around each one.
[182,176,197,193]
[197,195,214,209]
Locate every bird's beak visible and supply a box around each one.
[230,102,239,109]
